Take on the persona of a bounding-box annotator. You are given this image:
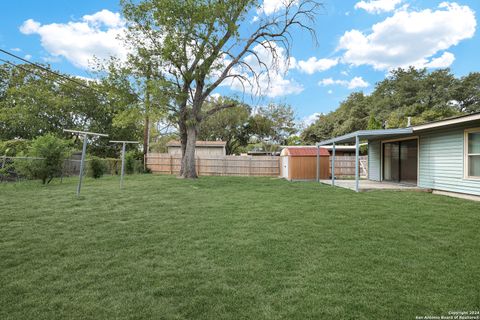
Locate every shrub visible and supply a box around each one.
[89,157,107,179]
[19,134,71,184]
[104,158,120,175]
[125,151,143,174]
[0,157,17,182]
[125,151,136,174]
[0,139,30,156]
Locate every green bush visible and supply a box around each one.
[104,158,121,175]
[89,157,107,179]
[0,139,30,157]
[18,134,71,184]
[125,151,143,174]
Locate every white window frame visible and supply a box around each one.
[464,128,480,180]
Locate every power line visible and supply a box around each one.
[0,58,80,93]
[0,48,142,102]
[0,48,96,91]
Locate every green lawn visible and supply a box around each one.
[0,175,479,319]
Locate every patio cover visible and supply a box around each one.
[316,128,413,146]
[315,128,414,192]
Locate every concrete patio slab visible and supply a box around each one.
[319,179,431,193]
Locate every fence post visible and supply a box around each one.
[223,157,227,176]
[1,155,6,183]
[170,155,173,175]
[277,157,281,177]
[249,157,252,176]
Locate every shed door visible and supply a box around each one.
[282,156,289,179]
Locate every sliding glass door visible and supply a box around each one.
[383,139,418,184]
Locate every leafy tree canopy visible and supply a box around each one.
[302,67,480,144]
[0,63,141,158]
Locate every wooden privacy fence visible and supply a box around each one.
[329,156,368,178]
[146,153,280,177]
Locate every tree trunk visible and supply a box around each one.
[143,115,149,168]
[178,116,188,176]
[181,125,198,178]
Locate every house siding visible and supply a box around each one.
[365,121,480,196]
[418,124,480,196]
[368,140,381,181]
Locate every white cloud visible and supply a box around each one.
[339,2,476,70]
[83,10,124,28]
[209,93,222,100]
[221,42,303,98]
[74,75,100,83]
[11,48,22,52]
[19,19,41,34]
[424,52,455,68]
[296,57,339,74]
[302,112,321,126]
[24,54,32,60]
[319,76,370,89]
[42,56,62,63]
[354,0,403,14]
[328,89,333,94]
[348,76,370,89]
[319,78,336,86]
[258,0,298,16]
[19,10,127,69]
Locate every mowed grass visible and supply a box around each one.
[0,175,479,320]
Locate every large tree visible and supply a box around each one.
[121,0,321,178]
[0,62,140,157]
[302,68,480,144]
[247,103,297,145]
[98,58,167,162]
[198,98,250,155]
[454,73,480,113]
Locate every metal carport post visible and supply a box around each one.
[355,135,360,193]
[316,128,414,193]
[331,142,336,186]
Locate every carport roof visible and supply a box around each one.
[316,112,480,147]
[316,128,414,146]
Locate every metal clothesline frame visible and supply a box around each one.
[64,129,108,196]
[110,140,139,189]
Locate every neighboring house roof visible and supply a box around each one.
[316,112,480,146]
[281,146,330,157]
[166,140,226,147]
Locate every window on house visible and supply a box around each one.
[466,130,480,178]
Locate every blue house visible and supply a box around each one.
[316,112,480,199]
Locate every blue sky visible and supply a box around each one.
[1,0,479,125]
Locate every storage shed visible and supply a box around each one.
[280,146,330,181]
